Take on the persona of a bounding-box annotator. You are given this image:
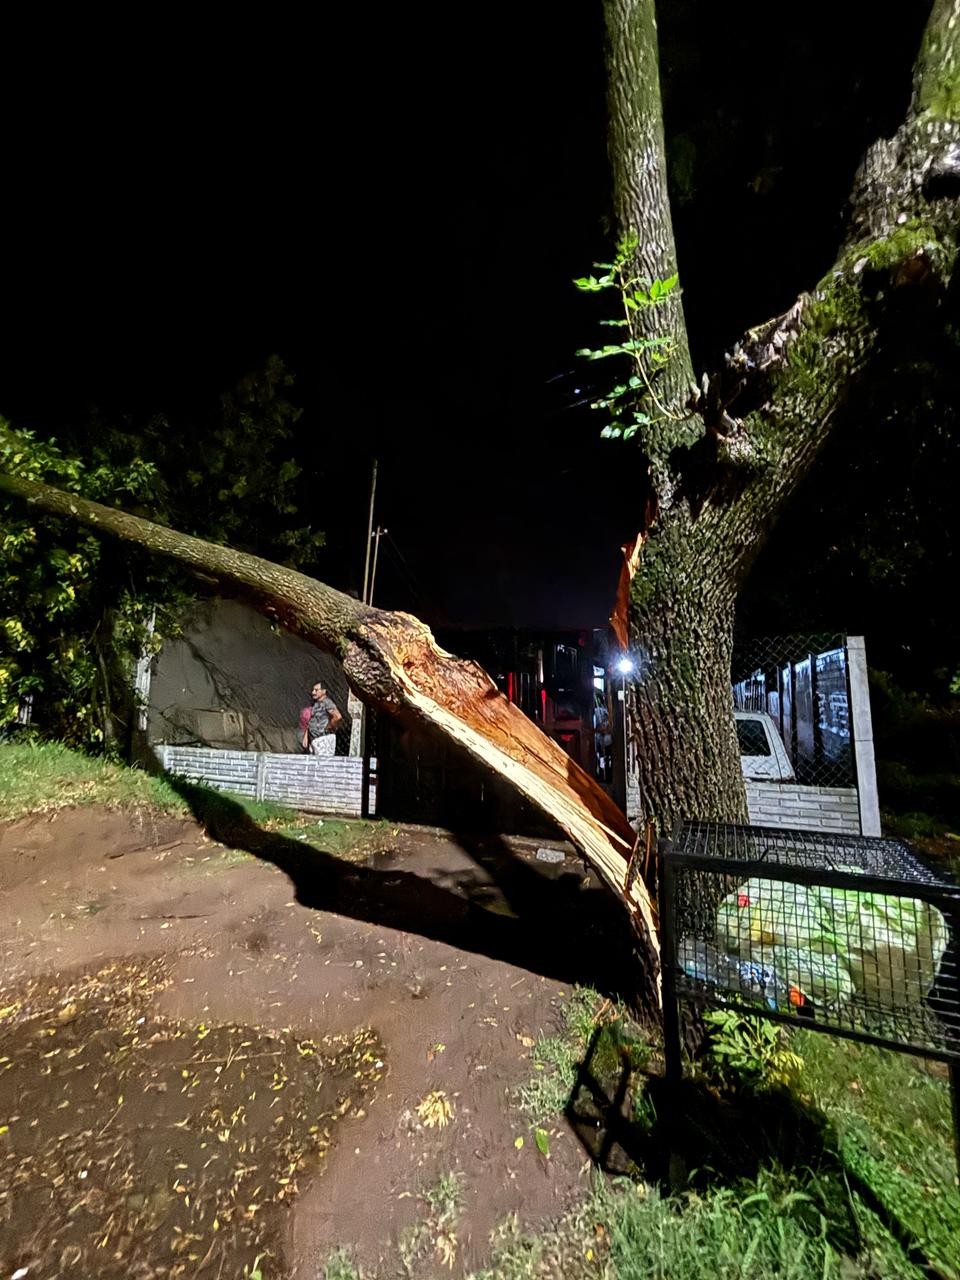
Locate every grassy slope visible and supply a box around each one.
[0,740,390,861]
[0,740,187,818]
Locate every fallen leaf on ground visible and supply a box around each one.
[416,1091,453,1128]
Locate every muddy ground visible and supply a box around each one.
[0,800,642,1277]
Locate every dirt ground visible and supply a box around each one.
[0,802,641,1278]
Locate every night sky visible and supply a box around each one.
[1,5,943,657]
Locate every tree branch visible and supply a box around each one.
[679,0,959,543]
[0,471,661,998]
[604,0,697,456]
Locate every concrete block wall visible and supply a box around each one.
[156,745,367,817]
[744,781,861,834]
[156,746,259,797]
[626,774,861,834]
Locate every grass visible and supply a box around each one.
[322,1248,362,1280]
[467,1164,931,1280]
[795,1030,959,1277]
[270,814,394,862]
[601,1172,925,1280]
[505,985,959,1279]
[516,986,652,1125]
[0,739,188,819]
[396,1171,464,1275]
[0,740,393,863]
[468,1171,890,1280]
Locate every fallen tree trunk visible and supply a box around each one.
[0,472,660,1000]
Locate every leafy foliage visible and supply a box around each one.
[0,356,322,750]
[704,1010,805,1091]
[574,234,681,440]
[0,420,166,745]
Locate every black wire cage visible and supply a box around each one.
[658,821,960,1165]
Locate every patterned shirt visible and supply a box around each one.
[300,696,338,738]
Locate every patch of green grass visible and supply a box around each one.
[516,987,652,1125]
[795,1030,959,1277]
[396,1171,464,1276]
[322,1247,362,1280]
[0,740,188,819]
[882,808,952,840]
[604,1169,926,1280]
[272,815,394,862]
[0,742,395,869]
[470,1169,927,1280]
[422,1170,462,1223]
[501,1000,958,1279]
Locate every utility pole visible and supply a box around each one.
[351,459,378,762]
[369,525,388,606]
[361,458,378,605]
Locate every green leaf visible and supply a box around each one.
[649,279,662,300]
[622,338,670,353]
[577,344,633,361]
[534,1128,550,1157]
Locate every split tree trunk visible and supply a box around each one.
[2,1,957,1019]
[604,0,960,833]
[0,471,661,1005]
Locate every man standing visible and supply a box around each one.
[299,681,342,755]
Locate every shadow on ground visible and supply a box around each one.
[169,779,648,1002]
[564,1022,943,1277]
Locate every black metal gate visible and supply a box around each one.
[659,821,960,1165]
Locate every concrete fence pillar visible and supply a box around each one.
[847,636,882,837]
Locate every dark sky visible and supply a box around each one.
[0,4,933,633]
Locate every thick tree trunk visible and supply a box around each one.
[626,532,744,830]
[604,0,696,437]
[606,0,960,833]
[0,471,661,1005]
[3,1,956,1020]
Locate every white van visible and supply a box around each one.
[734,711,795,782]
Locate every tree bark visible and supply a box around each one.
[604,0,697,440]
[0,471,661,1005]
[3,1,957,1015]
[607,0,960,833]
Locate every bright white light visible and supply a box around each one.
[615,656,635,675]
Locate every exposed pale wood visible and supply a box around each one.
[0,472,661,996]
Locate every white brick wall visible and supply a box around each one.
[156,745,368,817]
[626,774,861,834]
[745,781,861,834]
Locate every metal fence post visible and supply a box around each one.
[657,839,684,1087]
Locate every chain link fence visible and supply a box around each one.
[732,633,855,789]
